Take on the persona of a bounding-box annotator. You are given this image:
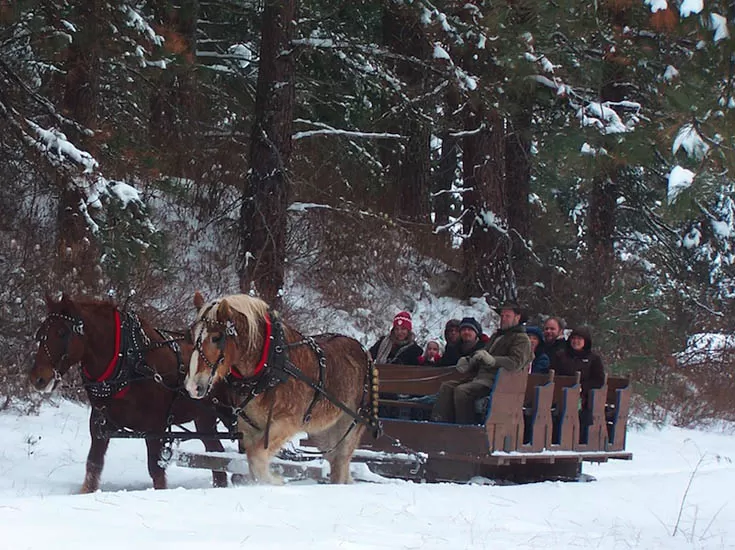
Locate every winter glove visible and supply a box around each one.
[455,356,471,373]
[470,349,495,368]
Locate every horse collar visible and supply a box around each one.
[83,310,122,383]
[228,310,275,380]
[83,311,144,400]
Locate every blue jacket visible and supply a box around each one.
[526,326,550,374]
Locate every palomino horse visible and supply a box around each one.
[29,294,231,493]
[185,292,380,484]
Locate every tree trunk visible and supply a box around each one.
[434,133,458,230]
[57,1,101,293]
[462,106,515,301]
[382,3,431,223]
[505,103,532,283]
[239,0,297,306]
[149,0,199,175]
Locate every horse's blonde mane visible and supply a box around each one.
[197,294,270,355]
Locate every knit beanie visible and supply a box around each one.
[392,311,413,331]
[459,317,482,337]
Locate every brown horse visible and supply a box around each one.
[29,294,231,493]
[185,292,380,484]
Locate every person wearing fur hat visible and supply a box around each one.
[437,319,462,366]
[526,326,550,374]
[418,339,443,365]
[369,311,423,365]
[431,305,531,424]
[553,326,606,442]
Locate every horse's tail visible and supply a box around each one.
[366,352,382,439]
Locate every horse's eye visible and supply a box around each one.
[211,334,223,345]
[56,327,68,338]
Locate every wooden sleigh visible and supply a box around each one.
[174,364,633,484]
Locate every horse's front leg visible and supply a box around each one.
[193,415,228,488]
[145,439,168,490]
[82,412,110,494]
[243,424,297,485]
[244,439,283,485]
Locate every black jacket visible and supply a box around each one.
[369,336,422,365]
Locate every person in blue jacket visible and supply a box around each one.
[526,326,550,374]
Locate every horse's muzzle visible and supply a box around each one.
[30,372,57,393]
[185,375,209,400]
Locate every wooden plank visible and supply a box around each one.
[484,368,527,452]
[376,364,466,395]
[520,371,554,452]
[552,372,581,450]
[607,377,632,451]
[575,374,608,451]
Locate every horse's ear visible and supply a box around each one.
[60,293,73,308]
[193,291,205,310]
[58,292,77,315]
[44,292,57,309]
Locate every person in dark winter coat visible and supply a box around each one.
[369,311,423,365]
[431,306,532,424]
[525,326,550,374]
[542,316,567,369]
[437,319,462,366]
[553,326,606,442]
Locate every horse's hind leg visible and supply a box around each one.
[145,439,167,489]
[81,434,110,494]
[194,415,228,488]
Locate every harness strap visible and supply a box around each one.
[301,337,326,424]
[280,359,381,437]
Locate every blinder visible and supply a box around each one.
[35,312,85,377]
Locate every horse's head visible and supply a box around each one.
[29,293,86,392]
[185,291,268,399]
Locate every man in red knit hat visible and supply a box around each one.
[369,311,422,365]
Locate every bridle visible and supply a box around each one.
[35,312,85,382]
[191,316,239,394]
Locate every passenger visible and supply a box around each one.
[553,326,606,442]
[369,311,423,365]
[437,319,461,366]
[431,305,532,424]
[542,316,567,368]
[418,339,443,365]
[525,326,550,374]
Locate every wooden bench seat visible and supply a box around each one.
[372,363,633,456]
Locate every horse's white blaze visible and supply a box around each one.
[38,377,56,394]
[185,323,210,399]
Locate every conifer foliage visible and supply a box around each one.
[0,1,733,420]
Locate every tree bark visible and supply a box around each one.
[149,0,199,174]
[462,105,515,301]
[239,0,297,306]
[504,102,532,283]
[382,3,431,223]
[57,0,102,293]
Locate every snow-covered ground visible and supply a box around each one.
[0,400,733,549]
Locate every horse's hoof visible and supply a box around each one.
[212,472,228,488]
[231,473,248,486]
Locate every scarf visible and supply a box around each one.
[375,334,413,364]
